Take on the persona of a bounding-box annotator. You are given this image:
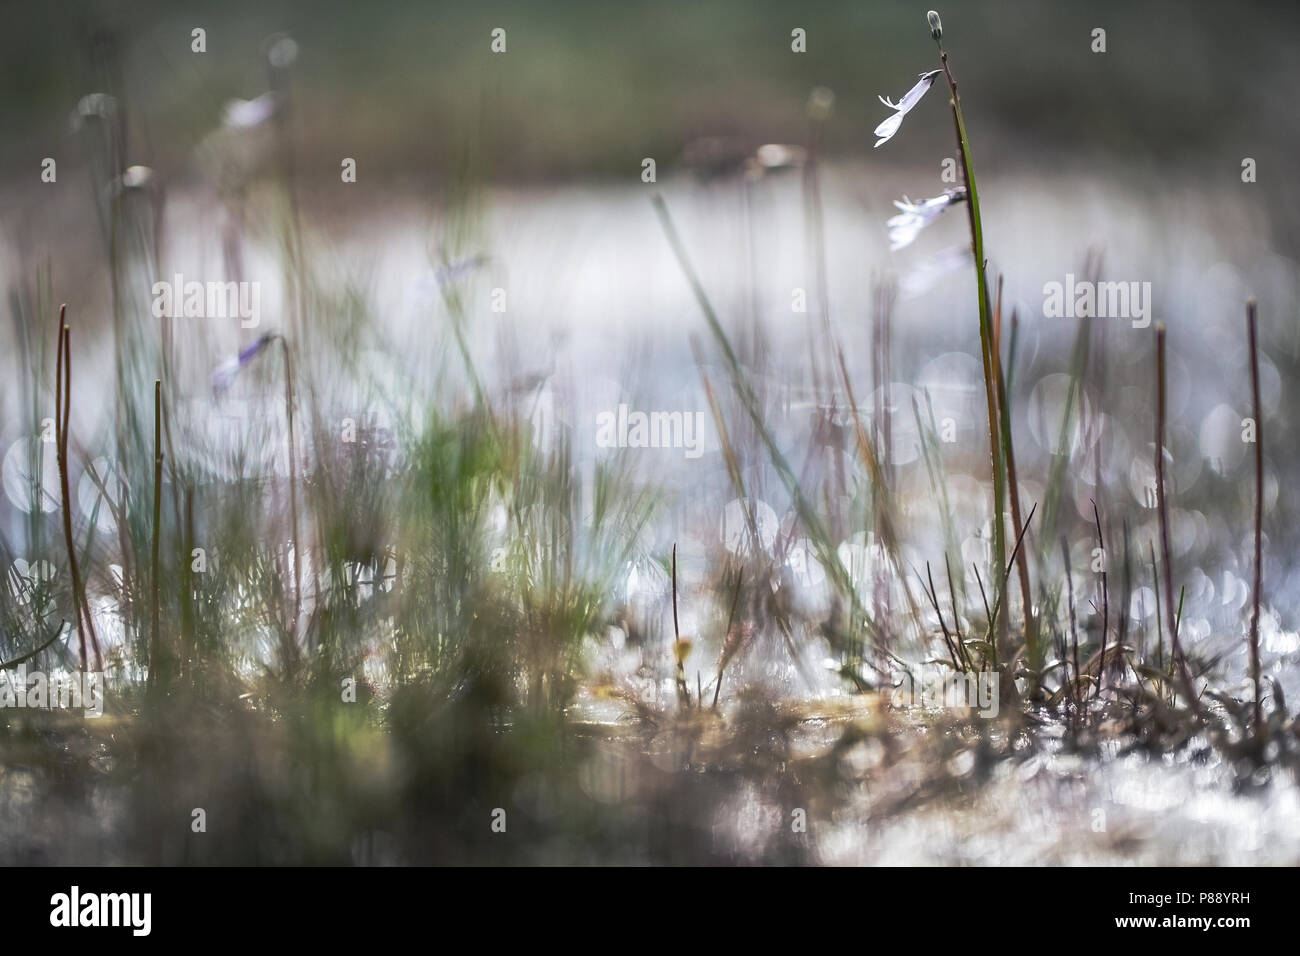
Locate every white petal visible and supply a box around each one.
[874,71,941,147]
[884,188,962,249]
[895,70,942,114]
[222,94,277,129]
[890,224,924,251]
[873,112,905,147]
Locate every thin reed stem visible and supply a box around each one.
[986,501,1037,645]
[1060,536,1080,716]
[1154,326,1199,713]
[54,313,82,672]
[943,555,972,670]
[993,299,1037,675]
[54,306,101,673]
[1246,300,1264,736]
[934,33,1007,662]
[671,543,689,707]
[148,379,163,694]
[921,561,961,671]
[1092,499,1108,699]
[713,568,743,710]
[279,335,302,659]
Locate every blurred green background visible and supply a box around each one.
[5,0,1299,191]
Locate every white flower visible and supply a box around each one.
[119,165,153,190]
[72,93,116,123]
[222,93,279,129]
[105,165,156,199]
[873,70,942,148]
[886,188,965,250]
[753,143,807,171]
[744,143,808,179]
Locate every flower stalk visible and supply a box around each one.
[148,379,164,695]
[930,17,1010,663]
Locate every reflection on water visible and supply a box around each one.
[1,160,1297,864]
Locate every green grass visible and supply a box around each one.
[0,6,1297,865]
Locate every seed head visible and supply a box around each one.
[267,34,299,69]
[806,86,835,122]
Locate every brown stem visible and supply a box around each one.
[986,502,1037,642]
[1154,327,1199,713]
[922,561,961,672]
[276,335,302,668]
[944,555,972,670]
[1246,300,1264,737]
[1060,536,1080,717]
[670,543,680,643]
[54,314,82,673]
[671,543,688,707]
[713,568,743,710]
[54,308,101,673]
[1092,499,1109,699]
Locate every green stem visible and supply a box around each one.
[148,379,163,695]
[936,43,1007,665]
[279,336,301,664]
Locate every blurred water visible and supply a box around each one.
[2,160,1298,862]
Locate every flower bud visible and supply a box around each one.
[927,11,943,41]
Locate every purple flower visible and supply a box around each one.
[212,334,275,396]
[434,253,490,287]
